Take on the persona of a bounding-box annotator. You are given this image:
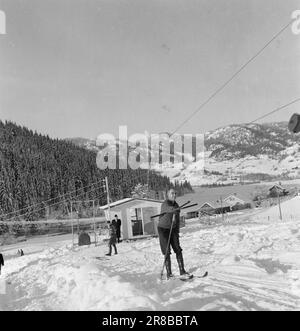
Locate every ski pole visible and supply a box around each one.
[160,214,175,280]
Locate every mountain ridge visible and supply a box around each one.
[66,121,300,185]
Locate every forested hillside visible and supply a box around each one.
[0,121,192,222]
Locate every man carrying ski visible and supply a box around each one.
[158,189,191,280]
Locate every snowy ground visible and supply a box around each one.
[1,198,300,311]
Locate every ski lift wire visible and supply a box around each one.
[1,183,108,222]
[247,97,300,125]
[0,169,157,219]
[0,177,107,218]
[170,18,295,137]
[233,97,300,171]
[0,171,161,222]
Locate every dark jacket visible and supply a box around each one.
[0,253,4,267]
[116,219,121,236]
[158,200,180,232]
[116,219,121,229]
[109,222,117,245]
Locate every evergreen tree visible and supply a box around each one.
[0,121,193,222]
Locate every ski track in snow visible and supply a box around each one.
[1,203,300,311]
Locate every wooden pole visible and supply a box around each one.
[77,209,79,235]
[277,189,283,221]
[147,133,151,198]
[105,177,111,224]
[93,199,96,246]
[71,201,74,248]
[221,196,224,222]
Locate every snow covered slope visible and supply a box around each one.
[1,198,300,311]
[67,122,300,186]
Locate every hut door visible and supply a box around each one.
[130,208,143,236]
[142,207,158,235]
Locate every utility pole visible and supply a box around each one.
[220,196,224,222]
[147,133,151,198]
[93,199,96,246]
[147,162,150,198]
[71,201,74,248]
[105,177,111,224]
[277,188,283,221]
[77,209,80,236]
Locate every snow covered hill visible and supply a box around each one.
[66,122,300,186]
[1,197,300,311]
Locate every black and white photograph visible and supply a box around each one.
[0,0,300,313]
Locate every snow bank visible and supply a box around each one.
[44,262,158,311]
[2,245,160,311]
[2,245,71,276]
[2,202,300,311]
[255,195,300,222]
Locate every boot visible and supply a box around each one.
[114,245,118,255]
[176,253,192,280]
[106,245,112,256]
[176,252,187,276]
[165,255,173,279]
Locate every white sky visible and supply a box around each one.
[0,0,300,139]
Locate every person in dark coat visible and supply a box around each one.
[106,220,118,256]
[158,189,190,279]
[0,253,4,275]
[114,215,122,243]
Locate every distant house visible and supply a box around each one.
[180,193,252,221]
[213,200,231,214]
[199,202,215,214]
[182,203,201,219]
[183,202,218,220]
[100,198,163,240]
[269,185,289,197]
[199,201,231,215]
[198,210,214,217]
[224,194,246,208]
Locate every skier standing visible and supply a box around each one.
[158,189,191,280]
[106,220,118,256]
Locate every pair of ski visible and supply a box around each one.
[162,271,208,282]
[150,200,198,220]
